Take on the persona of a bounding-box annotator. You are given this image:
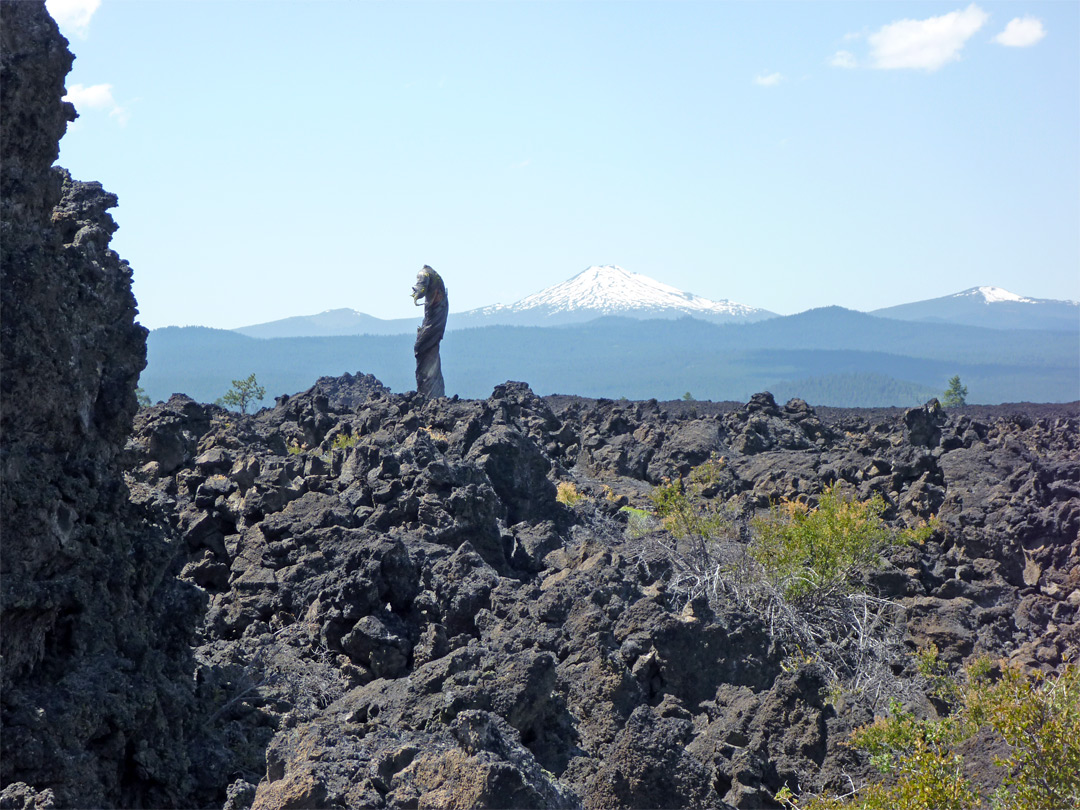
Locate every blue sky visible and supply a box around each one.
[48,0,1078,329]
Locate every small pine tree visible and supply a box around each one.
[217,373,266,414]
[682,391,696,401]
[942,375,967,407]
[135,387,151,407]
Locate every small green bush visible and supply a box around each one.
[750,486,899,603]
[843,697,977,810]
[621,506,654,540]
[650,455,729,542]
[899,516,941,546]
[651,478,727,541]
[782,660,1080,810]
[330,432,358,450]
[556,481,585,506]
[968,661,1080,809]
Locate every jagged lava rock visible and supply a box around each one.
[1,3,201,807]
[126,364,1078,808]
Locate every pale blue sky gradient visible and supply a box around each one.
[50,1,1079,329]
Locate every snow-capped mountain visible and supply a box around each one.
[872,286,1078,332]
[455,265,775,327]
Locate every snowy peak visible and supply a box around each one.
[872,286,1078,332]
[476,265,771,322]
[514,265,743,315]
[953,286,1036,305]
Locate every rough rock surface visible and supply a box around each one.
[123,377,1077,809]
[1,4,201,807]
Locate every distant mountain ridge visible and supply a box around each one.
[234,308,420,338]
[872,286,1078,332]
[143,306,1080,409]
[232,269,1078,339]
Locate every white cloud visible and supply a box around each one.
[63,83,129,126]
[64,82,114,108]
[993,17,1046,47]
[754,72,784,87]
[45,0,101,39]
[868,3,989,71]
[830,50,857,69]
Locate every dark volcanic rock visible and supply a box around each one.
[904,398,946,448]
[1,4,200,807]
[123,357,1078,808]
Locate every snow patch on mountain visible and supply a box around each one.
[475,265,764,318]
[954,286,1036,304]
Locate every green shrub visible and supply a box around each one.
[750,486,899,603]
[330,432,358,450]
[899,516,941,546]
[782,661,1080,810]
[651,478,727,541]
[556,481,585,506]
[621,506,655,540]
[842,697,977,810]
[650,455,728,542]
[968,662,1080,809]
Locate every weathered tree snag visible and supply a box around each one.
[412,265,448,398]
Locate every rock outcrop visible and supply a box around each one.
[1,4,200,807]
